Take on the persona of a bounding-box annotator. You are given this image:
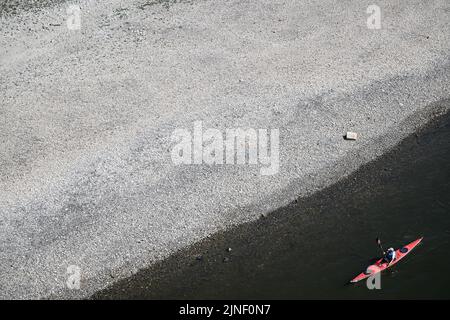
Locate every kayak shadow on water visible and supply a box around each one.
[368,257,382,264]
[345,258,380,284]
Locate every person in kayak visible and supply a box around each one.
[383,248,396,265]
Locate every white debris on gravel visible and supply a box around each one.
[345,132,358,140]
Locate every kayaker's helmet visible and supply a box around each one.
[387,248,394,252]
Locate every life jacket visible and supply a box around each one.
[386,250,396,261]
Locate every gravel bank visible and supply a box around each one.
[0,0,449,298]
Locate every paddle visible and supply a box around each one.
[376,237,385,256]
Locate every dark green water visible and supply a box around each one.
[95,109,450,299]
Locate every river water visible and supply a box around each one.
[95,109,450,299]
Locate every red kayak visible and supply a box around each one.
[350,237,423,283]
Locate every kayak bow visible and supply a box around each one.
[350,237,423,283]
